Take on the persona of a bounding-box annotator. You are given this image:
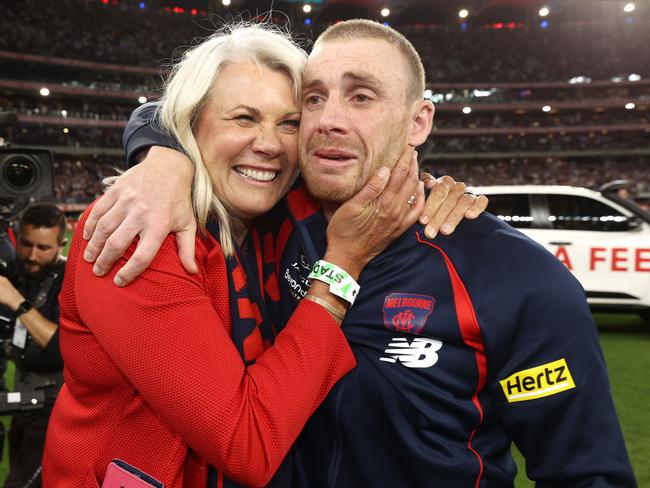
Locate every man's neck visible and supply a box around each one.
[321,201,340,222]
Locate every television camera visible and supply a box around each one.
[0,111,56,414]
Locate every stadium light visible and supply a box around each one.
[61,110,67,117]
[539,7,549,17]
[222,0,231,6]
[568,76,591,84]
[303,4,312,13]
[138,96,147,104]
[625,102,636,110]
[39,87,50,96]
[459,9,469,19]
[628,73,641,82]
[381,8,390,17]
[542,105,552,112]
[623,3,635,13]
[423,89,432,99]
[62,128,69,134]
[462,106,472,114]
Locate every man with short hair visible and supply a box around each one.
[84,20,635,486]
[0,203,66,488]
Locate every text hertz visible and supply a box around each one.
[500,358,575,403]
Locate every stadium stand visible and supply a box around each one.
[424,157,649,193]
[0,0,648,204]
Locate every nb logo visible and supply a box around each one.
[380,337,442,368]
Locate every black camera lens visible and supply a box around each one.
[3,155,37,190]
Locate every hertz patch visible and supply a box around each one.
[500,358,576,403]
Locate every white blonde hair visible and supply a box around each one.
[157,22,307,256]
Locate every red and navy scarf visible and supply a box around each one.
[207,220,279,365]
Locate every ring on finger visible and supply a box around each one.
[407,195,417,207]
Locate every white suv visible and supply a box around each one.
[471,183,650,319]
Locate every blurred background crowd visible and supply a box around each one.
[1,0,648,204]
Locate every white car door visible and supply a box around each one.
[485,190,650,309]
[528,193,650,307]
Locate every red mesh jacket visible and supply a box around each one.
[42,208,355,488]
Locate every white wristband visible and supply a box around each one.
[308,260,360,306]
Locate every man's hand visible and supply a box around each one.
[0,275,23,310]
[419,173,489,239]
[0,275,58,347]
[83,146,197,286]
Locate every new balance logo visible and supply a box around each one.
[380,337,443,368]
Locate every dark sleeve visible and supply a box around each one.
[480,239,637,486]
[123,101,178,168]
[23,329,62,372]
[22,275,64,372]
[0,237,15,262]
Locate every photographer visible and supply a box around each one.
[0,203,66,488]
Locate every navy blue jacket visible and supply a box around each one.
[124,108,636,487]
[277,187,636,487]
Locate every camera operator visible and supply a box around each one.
[0,203,66,488]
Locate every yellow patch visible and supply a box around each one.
[500,358,575,403]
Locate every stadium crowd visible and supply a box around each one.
[0,61,158,94]
[52,156,120,203]
[0,0,648,203]
[425,158,650,193]
[44,155,650,204]
[0,96,136,122]
[0,0,199,68]
[434,110,650,130]
[404,24,650,84]
[430,85,650,105]
[429,132,650,154]
[10,125,124,149]
[1,1,649,84]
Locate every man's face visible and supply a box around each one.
[15,224,63,276]
[299,38,413,204]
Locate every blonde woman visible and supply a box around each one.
[43,24,425,488]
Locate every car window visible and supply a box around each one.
[547,194,632,232]
[487,194,534,229]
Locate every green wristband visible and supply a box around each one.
[308,260,360,306]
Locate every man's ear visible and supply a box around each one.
[407,100,434,147]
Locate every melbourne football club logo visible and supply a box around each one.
[383,293,435,335]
